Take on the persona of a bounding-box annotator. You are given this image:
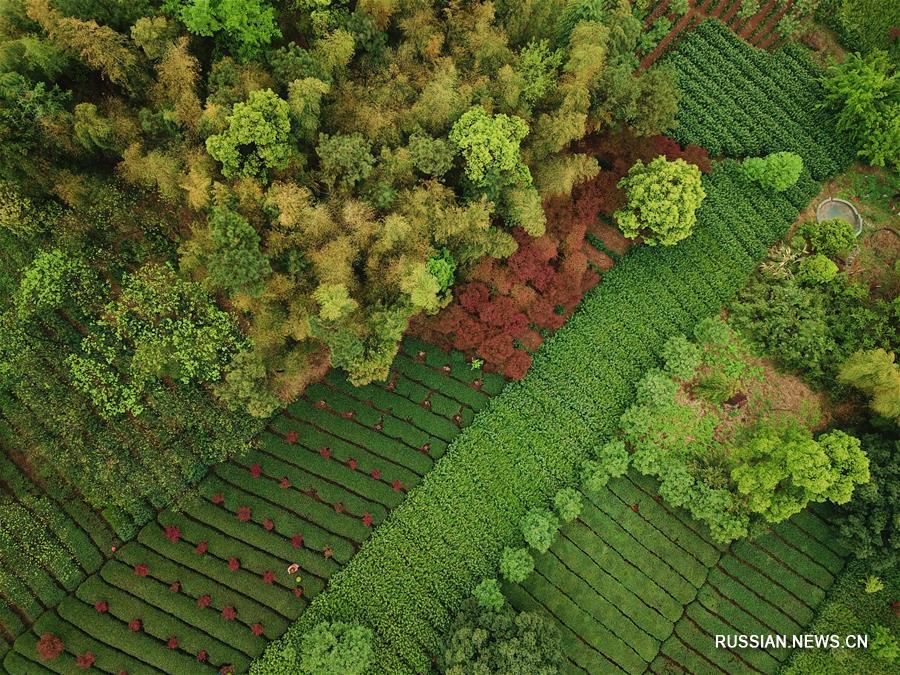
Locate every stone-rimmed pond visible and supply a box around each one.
[816,197,863,235]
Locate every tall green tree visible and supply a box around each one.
[614,156,706,246]
[206,88,293,179]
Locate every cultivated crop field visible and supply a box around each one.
[1,1,896,674]
[506,473,848,674]
[2,341,502,673]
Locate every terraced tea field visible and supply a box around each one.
[506,471,848,675]
[2,340,502,674]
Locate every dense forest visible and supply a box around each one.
[0,1,897,674]
[0,0,685,513]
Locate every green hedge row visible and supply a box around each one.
[251,161,823,673]
[664,20,853,180]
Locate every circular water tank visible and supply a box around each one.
[816,198,863,236]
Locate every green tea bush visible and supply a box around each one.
[665,20,853,179]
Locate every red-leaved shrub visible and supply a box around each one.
[195,541,209,555]
[251,623,264,636]
[75,651,95,669]
[133,564,148,577]
[262,570,275,584]
[164,525,180,543]
[222,606,237,621]
[36,633,64,661]
[128,619,141,632]
[94,600,108,613]
[197,595,211,609]
[236,506,252,522]
[228,557,240,571]
[250,463,262,478]
[291,533,303,548]
[362,513,373,527]
[167,636,178,650]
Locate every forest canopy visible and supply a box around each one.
[0,0,679,511]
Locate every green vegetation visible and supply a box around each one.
[438,598,562,675]
[506,473,850,674]
[1,5,897,675]
[665,20,852,179]
[4,340,501,673]
[620,321,869,543]
[741,151,804,192]
[252,161,822,672]
[784,558,899,675]
[614,156,706,246]
[823,50,900,170]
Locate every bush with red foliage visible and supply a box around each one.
[75,651,95,669]
[222,605,237,621]
[251,623,264,636]
[195,541,209,555]
[94,600,108,613]
[197,594,212,609]
[236,506,252,522]
[412,131,709,379]
[36,633,64,661]
[228,557,240,571]
[262,570,275,584]
[197,650,208,662]
[291,533,303,548]
[167,636,178,650]
[164,525,181,544]
[263,518,275,530]
[211,493,225,505]
[128,619,142,632]
[133,564,148,577]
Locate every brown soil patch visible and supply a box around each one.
[745,359,832,432]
